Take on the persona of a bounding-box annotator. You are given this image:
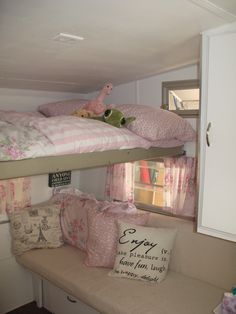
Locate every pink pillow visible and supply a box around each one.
[38,99,89,117]
[85,208,150,268]
[0,110,44,117]
[51,193,98,251]
[115,104,196,142]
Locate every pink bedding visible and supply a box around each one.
[0,111,151,161]
[0,109,192,161]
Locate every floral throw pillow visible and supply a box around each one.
[109,222,177,283]
[9,203,63,255]
[85,208,149,268]
[115,104,196,142]
[59,194,98,251]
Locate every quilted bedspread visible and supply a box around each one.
[0,111,151,161]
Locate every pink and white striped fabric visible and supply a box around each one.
[0,111,151,160]
[31,116,151,155]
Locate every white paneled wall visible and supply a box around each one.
[80,64,199,199]
[105,65,198,106]
[0,224,34,314]
[0,88,86,313]
[0,88,87,111]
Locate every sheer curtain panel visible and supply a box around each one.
[163,157,196,218]
[105,163,134,202]
[0,177,31,215]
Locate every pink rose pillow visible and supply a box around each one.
[115,104,196,142]
[51,193,98,251]
[85,208,150,268]
[50,192,138,254]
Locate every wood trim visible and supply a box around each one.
[162,79,200,117]
[169,109,198,118]
[197,226,236,243]
[189,0,236,22]
[0,146,184,180]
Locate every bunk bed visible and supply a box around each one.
[0,107,195,180]
[1,108,224,314]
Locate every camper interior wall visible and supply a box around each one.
[79,64,199,198]
[0,89,86,314]
[0,88,87,112]
[0,64,198,313]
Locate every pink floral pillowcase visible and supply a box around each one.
[50,192,96,251]
[38,99,89,117]
[115,104,196,142]
[50,191,142,256]
[85,207,150,268]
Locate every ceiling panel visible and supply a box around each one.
[0,0,235,93]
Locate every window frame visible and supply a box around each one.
[133,158,195,221]
[134,158,166,214]
[162,79,200,117]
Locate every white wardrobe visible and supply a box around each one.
[198,22,236,242]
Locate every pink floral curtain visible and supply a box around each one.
[105,163,134,202]
[163,157,196,218]
[0,178,31,215]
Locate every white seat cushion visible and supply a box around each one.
[17,245,223,314]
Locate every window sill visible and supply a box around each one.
[135,202,195,222]
[169,109,199,118]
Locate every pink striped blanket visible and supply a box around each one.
[0,111,151,161]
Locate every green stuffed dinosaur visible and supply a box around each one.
[92,108,135,128]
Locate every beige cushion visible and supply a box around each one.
[109,222,176,283]
[17,245,223,314]
[9,203,63,255]
[147,213,236,291]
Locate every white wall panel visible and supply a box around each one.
[0,258,33,314]
[0,88,87,111]
[79,167,107,200]
[138,65,198,107]
[0,224,33,314]
[104,65,198,107]
[80,64,199,198]
[0,88,86,312]
[105,81,137,105]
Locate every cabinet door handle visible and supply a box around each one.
[206,122,211,147]
[67,295,77,303]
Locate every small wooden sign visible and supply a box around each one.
[48,171,71,187]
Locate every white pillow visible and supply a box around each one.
[109,222,176,283]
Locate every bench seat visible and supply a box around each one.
[17,244,223,314]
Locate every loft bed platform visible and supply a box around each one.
[0,146,183,180]
[0,107,195,180]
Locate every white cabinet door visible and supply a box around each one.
[198,22,236,242]
[43,279,100,314]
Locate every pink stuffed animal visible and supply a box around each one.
[84,83,113,115]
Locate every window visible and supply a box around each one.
[162,79,200,117]
[134,157,197,219]
[134,159,165,212]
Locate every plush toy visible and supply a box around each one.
[71,109,94,118]
[83,83,113,115]
[92,108,135,128]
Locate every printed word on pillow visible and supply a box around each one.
[109,222,176,283]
